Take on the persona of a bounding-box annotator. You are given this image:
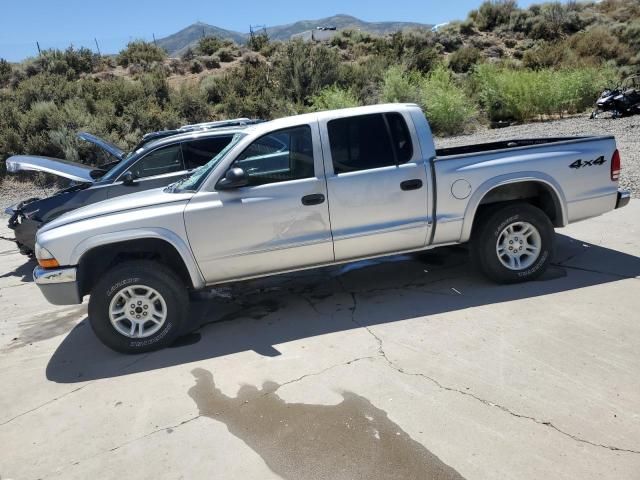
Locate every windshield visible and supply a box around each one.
[169,133,245,193]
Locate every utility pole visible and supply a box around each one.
[94,38,101,55]
[36,41,41,55]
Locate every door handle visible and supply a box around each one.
[301,193,325,206]
[400,179,423,191]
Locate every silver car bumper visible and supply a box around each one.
[33,266,82,305]
[615,189,631,209]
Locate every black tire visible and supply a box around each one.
[88,260,189,353]
[470,203,554,284]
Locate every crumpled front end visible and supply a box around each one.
[6,198,43,255]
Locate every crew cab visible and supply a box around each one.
[4,119,261,255]
[31,104,630,353]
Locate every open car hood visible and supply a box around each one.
[5,155,98,183]
[76,132,125,160]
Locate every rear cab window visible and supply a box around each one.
[328,112,413,174]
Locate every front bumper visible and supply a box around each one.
[33,266,82,305]
[615,189,631,209]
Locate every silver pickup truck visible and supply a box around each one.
[32,104,630,353]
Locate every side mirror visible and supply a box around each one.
[121,171,137,186]
[217,167,249,190]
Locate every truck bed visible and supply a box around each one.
[435,136,612,158]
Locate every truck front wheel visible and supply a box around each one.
[88,260,189,353]
[471,203,554,284]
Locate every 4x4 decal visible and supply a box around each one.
[569,156,606,169]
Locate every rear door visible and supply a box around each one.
[184,123,334,283]
[320,111,430,261]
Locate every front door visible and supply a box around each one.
[320,111,430,261]
[184,123,334,284]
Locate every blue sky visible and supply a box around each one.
[1,0,555,61]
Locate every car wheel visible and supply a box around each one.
[471,203,554,284]
[88,260,188,353]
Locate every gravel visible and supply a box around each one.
[435,113,640,198]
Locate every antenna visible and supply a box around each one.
[152,33,157,46]
[36,41,41,55]
[94,38,101,55]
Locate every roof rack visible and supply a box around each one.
[135,118,264,150]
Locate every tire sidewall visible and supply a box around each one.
[89,263,186,353]
[478,206,553,283]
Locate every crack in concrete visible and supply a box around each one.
[341,285,640,456]
[0,385,88,427]
[107,415,202,453]
[260,355,380,398]
[1,352,153,428]
[46,415,204,478]
[380,360,640,455]
[554,262,639,280]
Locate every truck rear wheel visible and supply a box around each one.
[88,260,188,353]
[471,203,554,284]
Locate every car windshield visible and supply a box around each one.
[168,133,245,193]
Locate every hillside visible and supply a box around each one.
[156,14,433,56]
[1,0,639,187]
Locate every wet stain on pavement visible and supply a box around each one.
[189,368,466,480]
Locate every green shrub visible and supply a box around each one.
[522,41,577,69]
[117,41,166,68]
[421,67,478,135]
[381,66,422,104]
[271,40,341,105]
[216,47,236,63]
[170,85,210,123]
[199,55,220,69]
[448,46,481,73]
[309,86,360,111]
[190,59,204,74]
[0,59,11,87]
[471,0,518,31]
[568,27,630,64]
[472,63,617,122]
[408,48,439,74]
[248,32,269,52]
[197,36,223,56]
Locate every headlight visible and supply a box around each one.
[35,243,60,269]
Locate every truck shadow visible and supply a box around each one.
[46,234,640,383]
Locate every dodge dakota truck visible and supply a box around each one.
[31,104,630,353]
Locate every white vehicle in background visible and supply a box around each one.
[31,104,630,353]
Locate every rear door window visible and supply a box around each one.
[328,113,413,174]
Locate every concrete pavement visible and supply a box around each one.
[0,203,639,479]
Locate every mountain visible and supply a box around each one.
[156,14,433,56]
[265,14,432,40]
[156,22,246,57]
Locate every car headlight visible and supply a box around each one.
[35,243,60,269]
